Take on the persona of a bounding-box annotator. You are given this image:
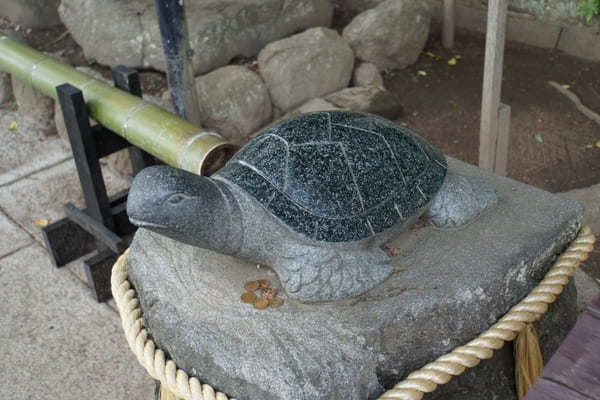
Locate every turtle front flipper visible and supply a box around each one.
[275,246,394,302]
[426,173,498,228]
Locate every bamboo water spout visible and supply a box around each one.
[0,35,234,175]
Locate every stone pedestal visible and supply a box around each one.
[127,158,582,400]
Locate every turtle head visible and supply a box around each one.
[127,165,242,255]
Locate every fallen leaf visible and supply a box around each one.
[561,84,571,89]
[424,51,442,60]
[455,55,462,59]
[8,121,17,131]
[33,219,49,227]
[595,140,600,148]
[448,57,457,66]
[417,70,427,77]
[533,132,543,143]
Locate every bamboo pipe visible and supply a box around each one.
[0,35,235,175]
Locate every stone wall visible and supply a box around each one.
[432,0,600,61]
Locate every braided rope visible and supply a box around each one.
[111,227,595,400]
[378,226,596,400]
[111,249,235,400]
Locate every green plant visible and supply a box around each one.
[577,0,600,22]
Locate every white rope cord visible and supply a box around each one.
[111,249,234,400]
[111,227,595,400]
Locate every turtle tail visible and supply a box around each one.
[277,247,394,302]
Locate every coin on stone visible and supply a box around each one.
[244,281,260,291]
[253,297,269,310]
[241,292,257,303]
[257,279,270,289]
[261,287,277,299]
[269,297,283,308]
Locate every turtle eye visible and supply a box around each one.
[167,194,186,205]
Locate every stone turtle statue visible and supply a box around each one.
[127,111,497,302]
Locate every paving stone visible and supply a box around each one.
[0,211,32,258]
[11,75,55,132]
[0,71,11,105]
[562,184,600,281]
[0,244,154,399]
[0,110,71,187]
[0,159,130,242]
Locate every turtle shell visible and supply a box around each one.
[217,111,447,243]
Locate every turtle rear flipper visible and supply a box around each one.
[277,247,393,302]
[426,173,498,228]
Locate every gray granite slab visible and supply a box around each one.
[127,158,582,400]
[0,210,32,258]
[0,244,154,399]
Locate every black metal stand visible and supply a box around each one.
[42,66,154,302]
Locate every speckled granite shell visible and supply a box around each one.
[217,111,447,242]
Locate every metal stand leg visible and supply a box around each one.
[41,67,154,302]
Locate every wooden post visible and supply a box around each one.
[154,0,202,126]
[479,0,509,173]
[494,103,511,175]
[442,0,456,49]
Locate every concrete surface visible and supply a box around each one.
[0,111,70,186]
[0,108,154,399]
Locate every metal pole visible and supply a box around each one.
[154,0,202,125]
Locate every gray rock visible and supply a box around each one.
[0,71,12,104]
[325,85,402,119]
[343,0,432,70]
[336,0,387,15]
[11,75,54,133]
[293,97,340,114]
[258,27,355,111]
[127,157,582,400]
[352,62,384,88]
[0,110,70,187]
[0,0,61,28]
[427,173,498,228]
[195,65,272,146]
[58,0,334,74]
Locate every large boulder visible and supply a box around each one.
[343,0,432,70]
[0,0,61,28]
[258,27,355,111]
[195,65,272,146]
[127,157,581,400]
[325,85,402,119]
[352,62,384,88]
[58,0,334,75]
